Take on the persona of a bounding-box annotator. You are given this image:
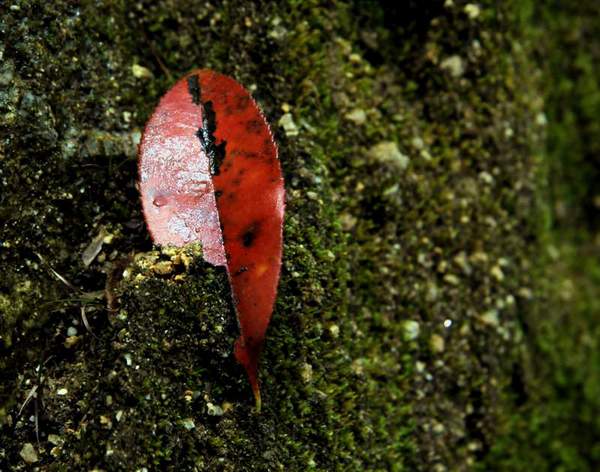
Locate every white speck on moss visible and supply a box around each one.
[368,141,409,170]
[279,113,299,137]
[130,130,141,146]
[440,55,465,78]
[411,136,425,149]
[432,421,446,434]
[131,64,153,79]
[426,282,439,301]
[535,112,548,126]
[481,309,499,326]
[479,171,494,184]
[464,4,481,19]
[99,415,112,428]
[453,251,471,274]
[402,320,420,341]
[48,434,63,445]
[348,53,362,63]
[430,334,445,353]
[301,363,313,383]
[19,443,38,463]
[344,108,367,125]
[444,273,460,285]
[328,324,340,338]
[57,388,68,396]
[351,358,365,375]
[268,17,287,40]
[491,265,504,281]
[206,402,224,416]
[383,184,399,196]
[182,418,196,429]
[340,212,357,230]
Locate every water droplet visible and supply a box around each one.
[443,319,453,328]
[153,195,168,207]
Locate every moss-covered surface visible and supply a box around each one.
[480,2,600,470]
[0,0,598,470]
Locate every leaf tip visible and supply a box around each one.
[234,336,263,409]
[253,385,262,413]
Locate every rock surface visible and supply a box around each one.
[0,1,599,471]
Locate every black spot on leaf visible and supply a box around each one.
[241,222,260,247]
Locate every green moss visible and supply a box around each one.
[1,0,598,470]
[479,2,600,470]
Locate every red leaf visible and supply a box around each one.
[138,70,285,408]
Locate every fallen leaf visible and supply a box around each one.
[138,70,285,409]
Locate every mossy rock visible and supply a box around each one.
[1,0,599,470]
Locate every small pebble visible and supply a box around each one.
[464,3,481,19]
[368,141,409,170]
[481,309,499,326]
[48,434,63,445]
[301,363,313,383]
[19,443,38,463]
[402,320,420,341]
[490,265,504,281]
[430,334,445,353]
[535,112,547,126]
[181,418,196,430]
[278,113,299,137]
[328,324,340,338]
[131,64,153,79]
[206,402,224,416]
[411,136,425,149]
[64,335,80,348]
[344,108,367,125]
[444,274,460,285]
[440,55,465,78]
[432,421,446,434]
